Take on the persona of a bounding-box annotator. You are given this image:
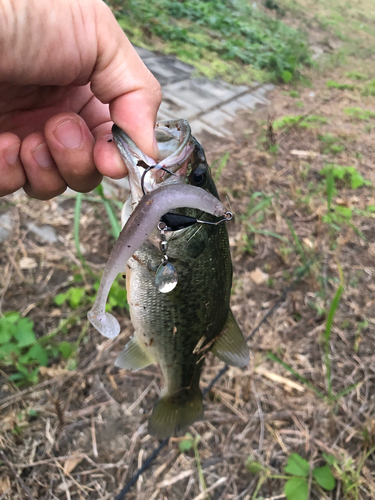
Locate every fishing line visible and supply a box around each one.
[114,261,312,500]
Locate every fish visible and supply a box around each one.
[89,119,249,439]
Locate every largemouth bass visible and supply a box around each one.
[89,120,249,439]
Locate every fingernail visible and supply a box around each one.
[3,144,20,165]
[31,143,54,168]
[54,119,83,149]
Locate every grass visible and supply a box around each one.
[108,0,312,83]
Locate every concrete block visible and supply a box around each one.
[158,94,201,119]
[144,57,183,86]
[237,93,265,109]
[133,46,155,60]
[164,80,224,111]
[189,119,226,141]
[201,109,233,135]
[220,99,248,117]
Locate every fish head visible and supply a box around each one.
[112,119,197,207]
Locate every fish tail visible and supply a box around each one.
[148,386,203,439]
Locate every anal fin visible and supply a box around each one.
[115,335,154,372]
[148,386,203,439]
[211,309,249,368]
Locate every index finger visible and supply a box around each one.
[90,1,162,160]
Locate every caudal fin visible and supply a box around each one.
[148,386,203,439]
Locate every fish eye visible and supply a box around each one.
[191,166,207,187]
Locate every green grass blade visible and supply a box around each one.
[247,226,289,243]
[325,166,334,213]
[246,196,272,218]
[324,284,344,400]
[334,381,360,401]
[267,352,326,400]
[74,193,84,261]
[286,219,307,265]
[213,152,229,183]
[95,184,121,238]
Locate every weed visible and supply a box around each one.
[326,80,356,90]
[289,90,300,98]
[269,277,359,405]
[245,452,335,500]
[318,133,345,155]
[361,79,375,96]
[346,71,367,80]
[320,164,371,190]
[211,152,229,183]
[109,0,312,83]
[179,433,209,496]
[324,448,375,499]
[344,107,375,121]
[283,453,335,499]
[273,114,328,130]
[0,312,74,385]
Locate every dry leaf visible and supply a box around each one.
[303,237,313,248]
[19,257,37,270]
[39,366,67,378]
[249,268,269,285]
[0,476,11,494]
[63,454,83,475]
[290,149,319,157]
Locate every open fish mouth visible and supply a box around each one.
[112,119,196,204]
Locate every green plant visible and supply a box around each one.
[283,453,335,499]
[54,277,128,313]
[346,71,367,80]
[0,312,76,385]
[109,0,312,83]
[326,80,356,90]
[211,152,229,183]
[324,448,375,499]
[268,276,359,404]
[179,433,209,497]
[361,79,375,96]
[245,453,336,500]
[318,133,345,155]
[273,114,328,130]
[344,107,375,121]
[320,164,371,190]
[289,90,300,97]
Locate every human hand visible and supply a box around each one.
[0,0,162,199]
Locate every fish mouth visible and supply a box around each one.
[112,119,195,205]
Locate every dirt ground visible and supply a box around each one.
[1,63,375,499]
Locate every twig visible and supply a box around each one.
[0,451,36,500]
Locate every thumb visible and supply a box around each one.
[90,0,162,159]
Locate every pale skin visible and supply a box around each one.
[0,0,162,199]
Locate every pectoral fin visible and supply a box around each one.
[211,309,249,368]
[115,335,155,371]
